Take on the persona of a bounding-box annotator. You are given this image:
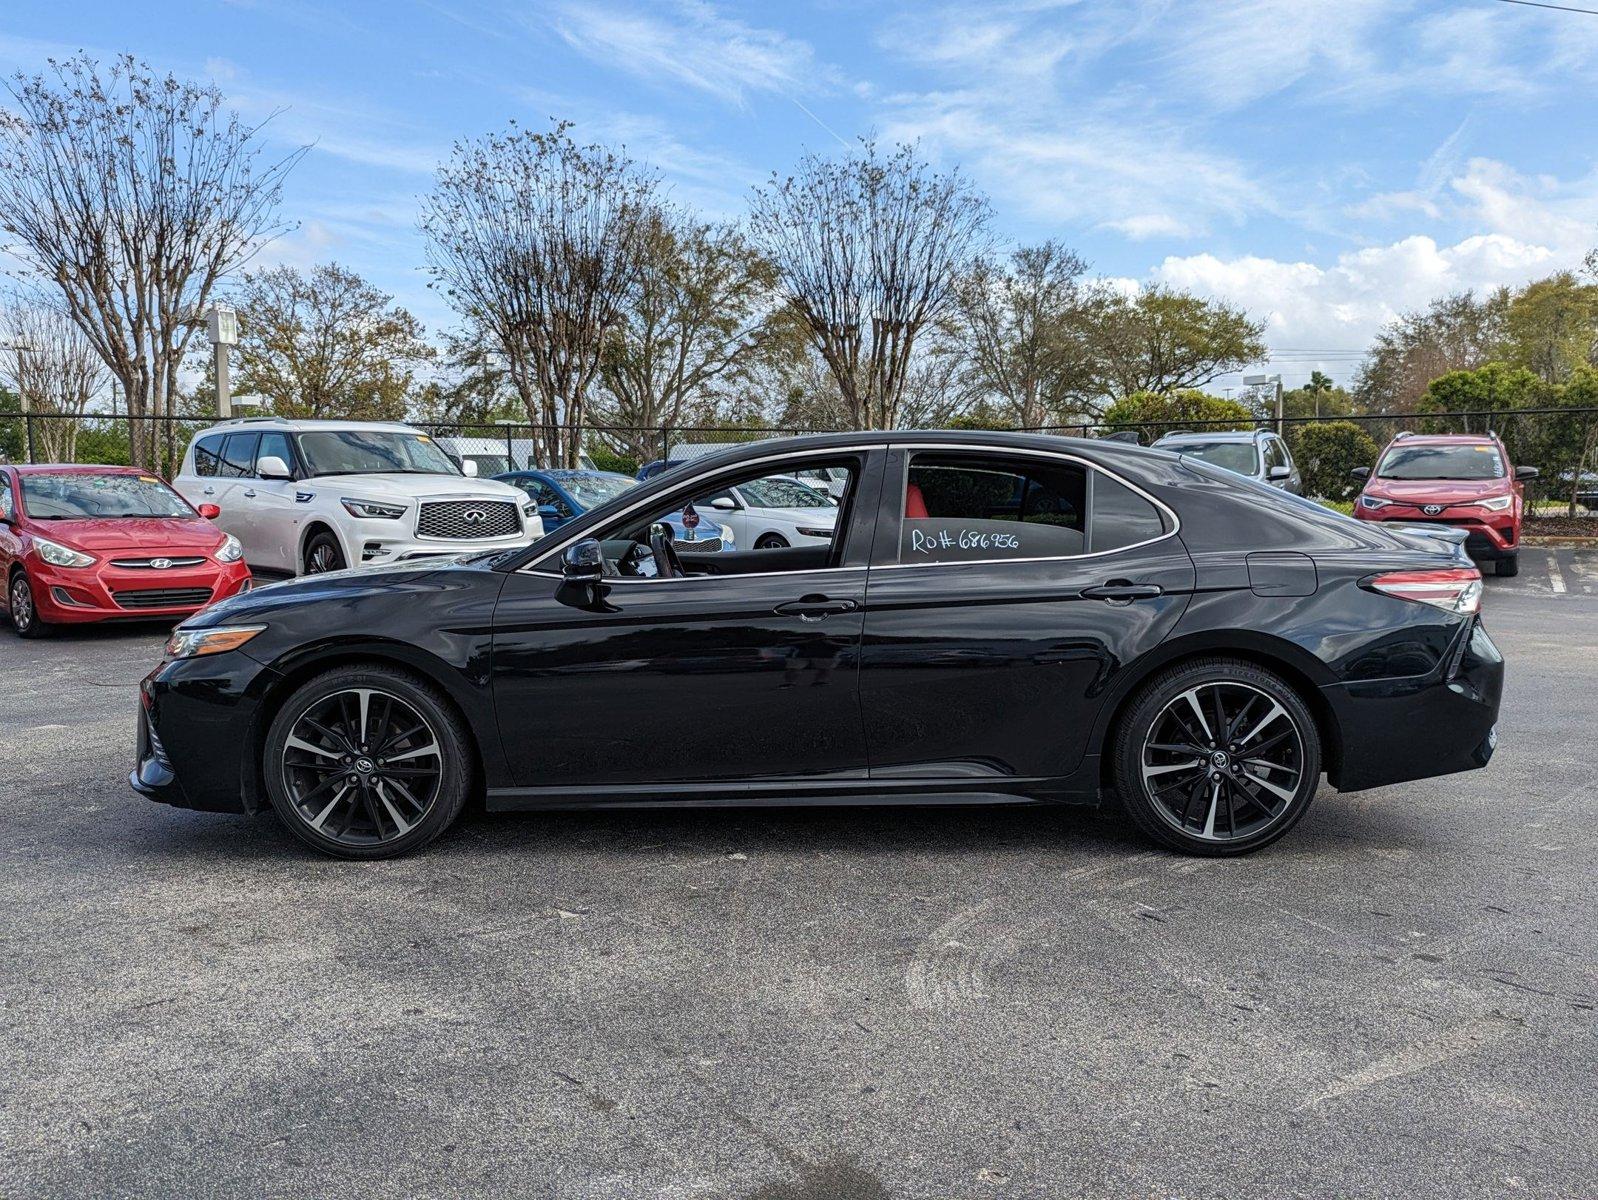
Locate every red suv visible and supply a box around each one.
[0,464,252,638]
[1352,432,1537,577]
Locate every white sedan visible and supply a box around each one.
[697,475,838,549]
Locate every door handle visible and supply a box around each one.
[774,595,859,621]
[243,489,256,498]
[1081,582,1163,603]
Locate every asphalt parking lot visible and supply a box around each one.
[3,551,1596,1200]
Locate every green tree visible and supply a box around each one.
[1081,286,1266,401]
[1531,369,1598,515]
[1294,421,1379,501]
[1354,290,1511,414]
[1504,271,1598,385]
[1417,362,1551,468]
[1100,389,1254,442]
[230,263,433,420]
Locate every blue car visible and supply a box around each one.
[496,469,733,552]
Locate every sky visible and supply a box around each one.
[3,0,1597,393]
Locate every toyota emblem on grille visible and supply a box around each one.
[1422,504,1444,516]
[150,557,172,569]
[462,509,488,525]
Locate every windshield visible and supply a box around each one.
[556,472,636,508]
[740,476,833,508]
[1163,442,1259,475]
[297,430,461,477]
[1377,444,1505,481]
[21,472,190,519]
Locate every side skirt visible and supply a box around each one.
[486,776,1102,813]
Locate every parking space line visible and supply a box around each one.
[1547,553,1566,594]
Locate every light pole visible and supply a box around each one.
[2,341,37,462]
[207,303,239,419]
[1244,372,1283,435]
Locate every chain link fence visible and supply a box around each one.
[4,407,1596,512]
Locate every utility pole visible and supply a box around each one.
[207,303,238,419]
[2,341,36,462]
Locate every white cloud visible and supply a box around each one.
[546,1,831,105]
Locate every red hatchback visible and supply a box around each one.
[1352,432,1537,577]
[0,465,252,638]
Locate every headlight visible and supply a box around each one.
[797,527,834,539]
[720,525,735,547]
[33,535,95,568]
[521,502,539,520]
[215,533,244,562]
[1476,494,1513,512]
[340,497,407,519]
[1358,495,1391,510]
[165,623,266,659]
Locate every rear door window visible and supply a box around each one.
[900,453,1087,563]
[193,435,225,478]
[219,433,260,479]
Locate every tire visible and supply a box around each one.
[303,529,346,575]
[1111,657,1321,856]
[1495,554,1519,578]
[8,570,53,639]
[755,533,790,550]
[261,665,473,859]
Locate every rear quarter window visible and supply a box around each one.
[193,435,224,478]
[1090,471,1169,552]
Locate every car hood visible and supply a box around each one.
[182,555,484,627]
[749,505,838,525]
[1367,477,1510,503]
[296,474,526,503]
[31,516,225,554]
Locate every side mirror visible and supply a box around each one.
[709,496,737,511]
[1350,466,1370,479]
[197,503,222,520]
[561,538,604,581]
[1515,465,1539,481]
[257,455,292,481]
[537,504,561,520]
[1268,465,1291,480]
[462,460,479,478]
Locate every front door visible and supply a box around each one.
[237,431,302,572]
[858,446,1196,787]
[489,449,884,797]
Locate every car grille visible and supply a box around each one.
[113,587,214,610]
[416,500,521,540]
[676,537,723,554]
[109,556,207,569]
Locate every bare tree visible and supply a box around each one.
[229,263,433,420]
[1,296,108,461]
[420,121,660,467]
[1354,290,1511,413]
[594,211,778,461]
[0,55,304,468]
[949,241,1095,428]
[748,140,992,431]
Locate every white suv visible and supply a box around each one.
[173,418,544,575]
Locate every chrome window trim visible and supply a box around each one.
[522,564,865,584]
[517,438,1180,578]
[882,441,1180,568]
[519,445,868,575]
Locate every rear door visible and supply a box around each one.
[858,445,1195,787]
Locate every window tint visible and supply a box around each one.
[902,453,1086,563]
[1090,471,1168,552]
[1377,443,1504,480]
[0,476,12,519]
[193,435,224,478]
[1265,439,1290,470]
[1164,440,1258,476]
[256,432,295,475]
[219,433,260,479]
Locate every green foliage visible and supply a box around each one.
[1293,421,1379,501]
[1101,390,1254,442]
[1083,286,1267,400]
[587,447,639,476]
[1417,362,1552,466]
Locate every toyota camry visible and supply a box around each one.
[131,431,1503,860]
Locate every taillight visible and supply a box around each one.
[1364,567,1482,615]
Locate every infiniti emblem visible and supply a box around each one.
[1422,504,1443,516]
[149,557,172,569]
[462,508,488,525]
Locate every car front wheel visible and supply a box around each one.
[303,530,346,575]
[262,666,472,859]
[755,533,790,550]
[8,571,52,639]
[1112,658,1321,856]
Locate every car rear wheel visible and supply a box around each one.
[1495,554,1519,577]
[8,571,52,639]
[303,530,346,575]
[1112,658,1321,856]
[262,666,472,859]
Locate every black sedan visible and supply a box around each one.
[132,431,1503,859]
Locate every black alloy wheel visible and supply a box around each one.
[304,531,346,575]
[263,667,471,858]
[9,572,51,639]
[1114,659,1320,855]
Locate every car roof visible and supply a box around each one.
[1153,430,1268,444]
[1383,433,1501,447]
[196,417,422,435]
